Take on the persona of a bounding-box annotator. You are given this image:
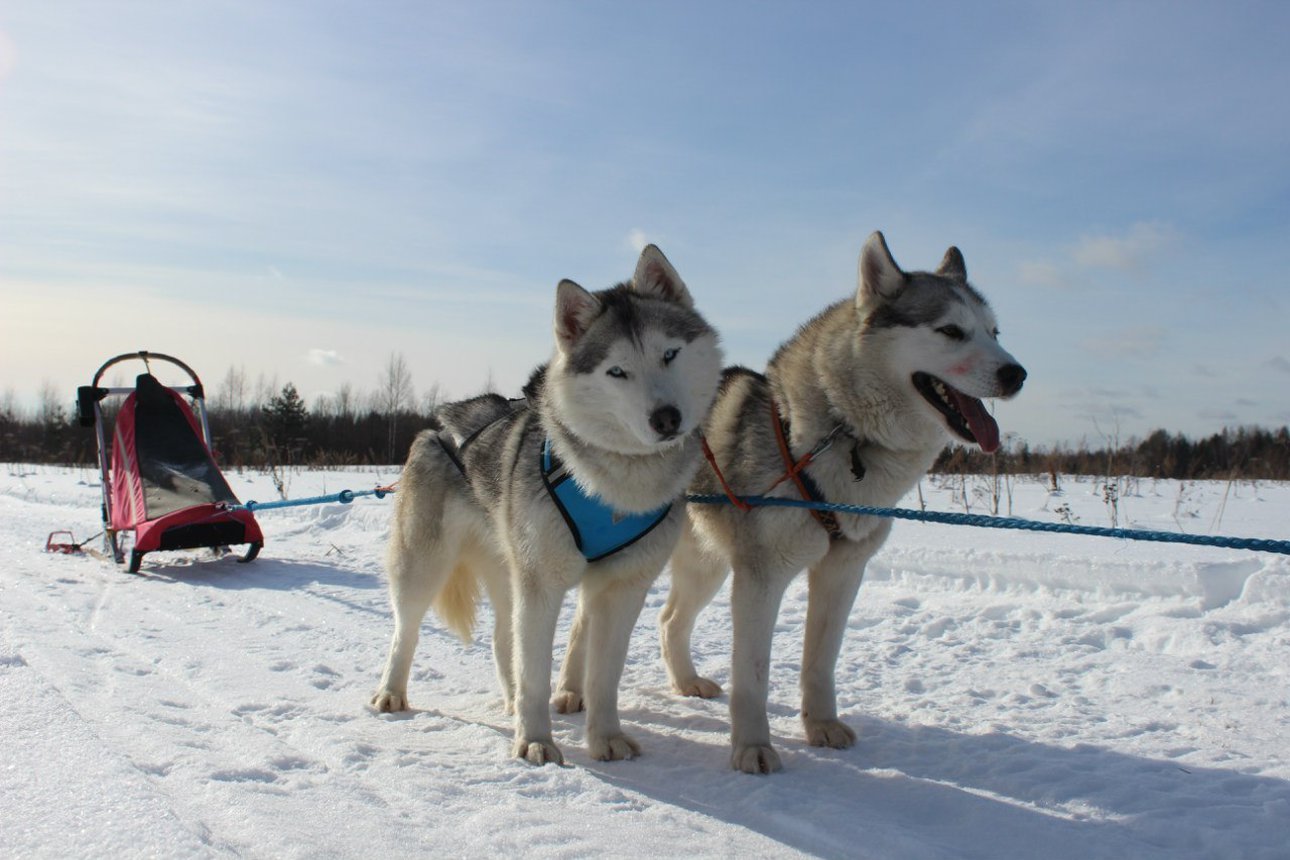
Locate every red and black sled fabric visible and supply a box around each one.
[109,373,262,570]
[79,352,262,573]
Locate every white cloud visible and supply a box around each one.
[626,228,650,253]
[1264,356,1290,374]
[0,29,15,81]
[1082,325,1165,359]
[1018,222,1175,290]
[307,349,344,367]
[1072,222,1173,272]
[1016,260,1073,290]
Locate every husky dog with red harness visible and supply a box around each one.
[653,232,1026,773]
[372,246,723,766]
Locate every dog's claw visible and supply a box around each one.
[731,743,782,774]
[589,732,641,762]
[675,676,722,699]
[515,738,564,766]
[552,689,585,714]
[804,718,857,749]
[371,690,409,713]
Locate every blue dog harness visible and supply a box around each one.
[540,438,672,562]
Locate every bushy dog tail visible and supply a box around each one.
[433,562,480,644]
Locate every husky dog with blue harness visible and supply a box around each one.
[372,246,723,766]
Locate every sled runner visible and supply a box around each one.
[77,351,263,573]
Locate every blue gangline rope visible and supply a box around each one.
[226,486,1290,556]
[234,487,391,512]
[686,494,1290,556]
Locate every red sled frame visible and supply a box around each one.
[78,351,263,573]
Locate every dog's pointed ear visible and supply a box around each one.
[857,231,906,304]
[554,279,601,354]
[632,245,694,308]
[937,246,967,280]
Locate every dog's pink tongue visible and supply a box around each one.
[949,389,1000,453]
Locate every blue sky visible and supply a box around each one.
[2,1,1288,447]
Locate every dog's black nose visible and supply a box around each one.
[649,405,682,438]
[997,363,1027,397]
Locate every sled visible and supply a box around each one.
[77,351,263,573]
[45,530,85,554]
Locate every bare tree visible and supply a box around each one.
[214,365,249,416]
[252,372,279,412]
[0,387,20,422]
[37,379,64,426]
[334,382,357,420]
[420,381,442,417]
[377,352,414,463]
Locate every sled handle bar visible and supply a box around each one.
[91,351,205,392]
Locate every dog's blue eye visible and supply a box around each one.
[606,366,627,378]
[937,325,966,341]
[663,347,680,365]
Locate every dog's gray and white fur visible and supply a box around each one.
[652,232,1025,773]
[372,246,723,765]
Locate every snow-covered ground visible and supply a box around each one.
[2,464,1287,859]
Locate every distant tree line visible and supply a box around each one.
[933,426,1290,481]
[0,354,444,470]
[2,362,1288,480]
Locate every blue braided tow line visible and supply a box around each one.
[233,487,391,512]
[226,486,1290,556]
[685,494,1290,556]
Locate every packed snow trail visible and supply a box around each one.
[2,466,1288,859]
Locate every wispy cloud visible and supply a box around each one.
[626,228,651,253]
[1072,222,1174,272]
[1082,325,1166,359]
[1015,260,1073,290]
[1264,356,1290,374]
[1017,222,1175,291]
[307,349,344,367]
[0,29,15,81]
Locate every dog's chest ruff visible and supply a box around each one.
[540,439,672,562]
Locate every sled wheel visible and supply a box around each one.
[238,543,262,564]
[128,550,144,574]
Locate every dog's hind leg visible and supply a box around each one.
[372,549,456,713]
[477,549,516,714]
[579,569,653,761]
[800,523,889,749]
[553,590,589,714]
[659,518,728,698]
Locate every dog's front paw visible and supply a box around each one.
[588,732,641,762]
[514,737,564,766]
[674,676,722,699]
[731,743,782,774]
[804,717,857,749]
[371,689,409,713]
[551,688,584,714]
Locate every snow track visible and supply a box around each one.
[2,466,1288,858]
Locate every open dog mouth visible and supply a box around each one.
[912,372,1001,453]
